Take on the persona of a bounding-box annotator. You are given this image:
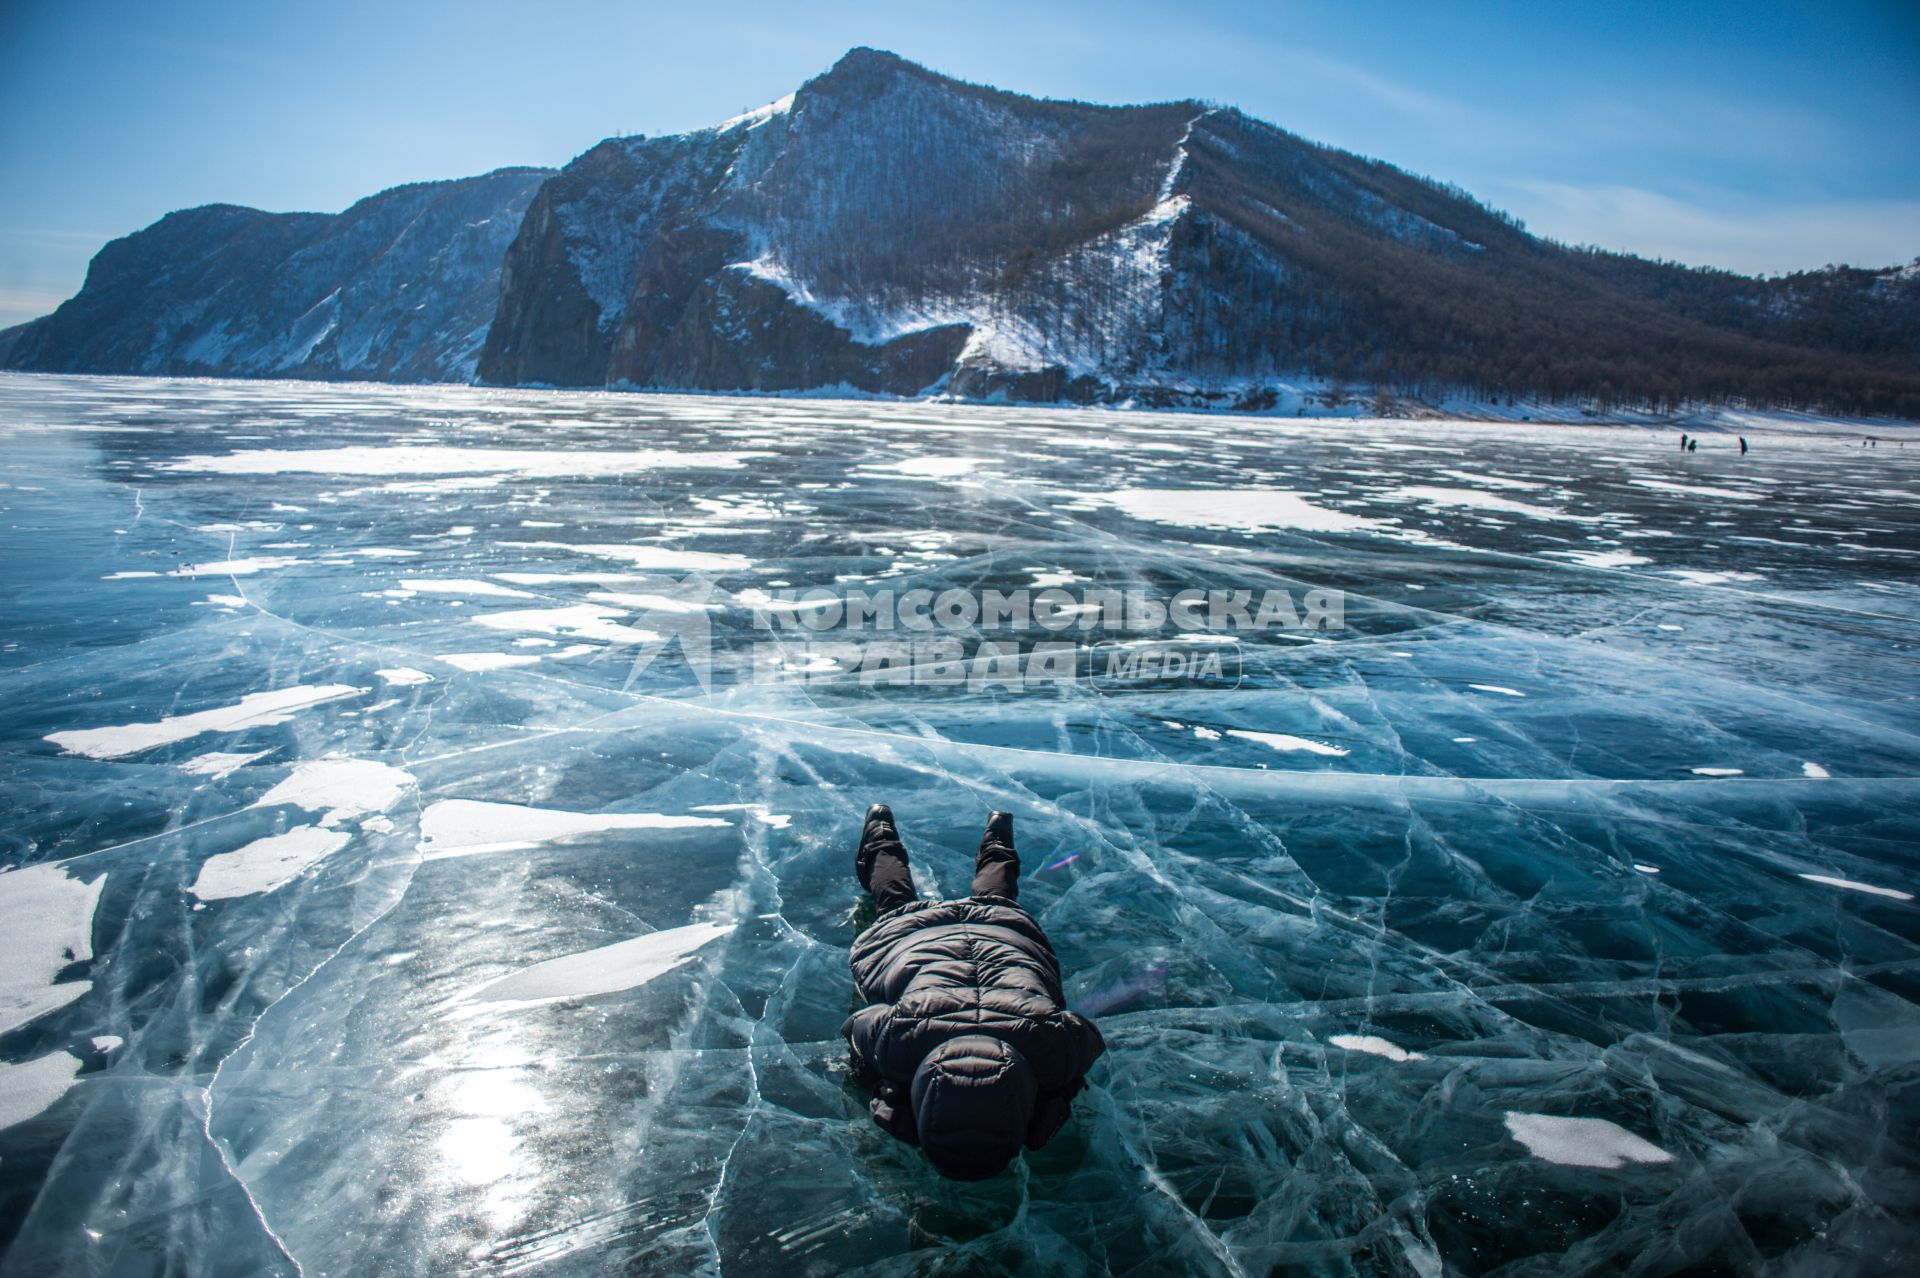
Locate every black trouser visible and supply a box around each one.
[867,826,1019,914]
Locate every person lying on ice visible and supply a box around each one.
[842,804,1106,1180]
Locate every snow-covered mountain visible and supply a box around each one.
[480,49,1919,414]
[0,168,550,382]
[5,49,1917,414]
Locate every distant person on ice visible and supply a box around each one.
[842,805,1105,1180]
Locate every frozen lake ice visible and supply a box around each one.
[1,373,1917,1275]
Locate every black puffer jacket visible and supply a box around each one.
[842,896,1105,1156]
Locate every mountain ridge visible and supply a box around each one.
[5,48,1917,416]
[0,166,553,383]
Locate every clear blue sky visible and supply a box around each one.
[2,0,1916,327]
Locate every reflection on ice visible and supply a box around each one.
[429,1037,548,1235]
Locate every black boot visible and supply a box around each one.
[972,811,1020,900]
[980,810,1014,856]
[857,803,900,891]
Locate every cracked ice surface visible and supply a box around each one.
[1,373,1918,1276]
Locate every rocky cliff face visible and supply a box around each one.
[478,50,1201,396]
[0,167,550,383]
[6,49,1916,414]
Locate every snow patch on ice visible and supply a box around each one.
[1802,761,1831,778]
[691,803,794,829]
[470,604,661,646]
[440,652,545,672]
[417,800,732,860]
[1798,873,1911,901]
[1102,488,1385,534]
[45,684,365,759]
[1503,1112,1673,1168]
[0,863,106,1037]
[506,542,753,572]
[0,1052,83,1131]
[1388,486,1589,522]
[167,557,300,578]
[494,571,661,586]
[1664,569,1765,585]
[1329,1034,1422,1062]
[249,758,416,826]
[1469,684,1525,697]
[1226,729,1350,757]
[861,456,980,479]
[397,578,538,599]
[586,590,721,613]
[1546,548,1650,569]
[454,921,735,1013]
[1434,470,1545,492]
[376,667,434,686]
[1630,479,1762,501]
[162,446,764,478]
[178,749,272,779]
[192,826,354,900]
